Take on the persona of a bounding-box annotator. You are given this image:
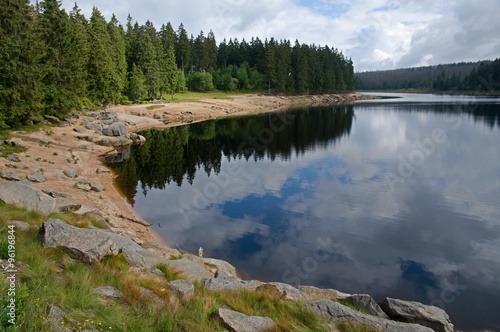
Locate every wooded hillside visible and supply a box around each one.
[0,0,355,129]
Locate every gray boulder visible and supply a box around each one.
[46,305,79,332]
[27,171,46,183]
[203,276,263,292]
[44,115,60,124]
[42,189,68,198]
[0,182,57,215]
[63,168,78,178]
[6,154,20,162]
[89,182,103,192]
[1,171,20,181]
[256,282,305,301]
[212,309,276,332]
[298,285,350,301]
[102,122,128,137]
[95,137,132,147]
[379,298,454,332]
[39,218,163,268]
[73,127,86,133]
[343,294,389,318]
[306,300,434,332]
[8,220,35,232]
[201,257,238,277]
[167,280,194,300]
[163,258,213,282]
[91,286,123,299]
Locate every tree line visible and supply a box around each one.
[0,0,355,129]
[355,60,500,92]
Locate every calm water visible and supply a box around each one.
[112,93,500,331]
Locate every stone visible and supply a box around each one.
[76,182,91,191]
[140,242,182,259]
[46,305,79,332]
[378,298,454,332]
[91,286,123,299]
[95,137,132,147]
[305,300,434,332]
[0,182,57,215]
[167,280,194,300]
[201,257,238,277]
[44,115,60,124]
[85,122,104,131]
[163,258,213,282]
[343,294,389,318]
[102,121,128,137]
[96,167,111,174]
[298,285,351,301]
[1,171,20,181]
[89,182,104,192]
[56,201,81,212]
[203,277,263,292]
[73,127,86,133]
[73,205,98,216]
[130,132,146,145]
[42,190,68,198]
[212,309,276,332]
[27,172,46,183]
[8,220,35,232]
[7,154,20,162]
[137,286,166,307]
[63,168,78,178]
[38,218,164,268]
[256,282,305,301]
[75,135,93,142]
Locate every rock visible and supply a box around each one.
[6,154,20,162]
[1,171,20,181]
[256,282,305,301]
[96,167,110,174]
[203,277,263,292]
[46,305,79,332]
[201,257,238,277]
[85,122,104,131]
[343,294,389,318]
[76,182,91,191]
[298,285,351,301]
[95,137,132,147]
[379,298,454,332]
[0,182,57,215]
[39,218,163,268]
[75,135,93,142]
[27,172,46,183]
[73,127,86,133]
[167,280,194,300]
[163,258,213,282]
[56,201,81,212]
[8,220,35,232]
[89,182,103,192]
[44,115,60,124]
[91,286,123,299]
[63,168,78,178]
[212,309,276,332]
[42,189,68,198]
[102,121,128,137]
[305,300,434,332]
[137,286,166,307]
[130,132,146,145]
[73,205,98,216]
[140,242,182,259]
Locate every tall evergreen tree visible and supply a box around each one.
[159,22,178,99]
[175,23,190,73]
[0,0,42,127]
[107,14,127,99]
[128,63,147,102]
[87,7,119,104]
[69,4,89,100]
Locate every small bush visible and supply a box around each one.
[187,72,214,92]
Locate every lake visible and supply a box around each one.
[111,93,500,331]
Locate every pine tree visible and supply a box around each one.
[176,23,190,73]
[0,0,43,127]
[136,23,162,99]
[159,23,178,100]
[87,7,118,104]
[128,63,147,102]
[69,4,89,100]
[265,38,277,94]
[107,15,127,100]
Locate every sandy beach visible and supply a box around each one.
[1,93,376,247]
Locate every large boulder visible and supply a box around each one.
[212,309,276,332]
[102,121,128,137]
[38,218,163,268]
[167,280,194,300]
[306,300,434,332]
[203,276,263,292]
[162,258,213,282]
[0,182,57,215]
[256,282,305,301]
[378,298,454,332]
[298,285,350,301]
[343,294,389,318]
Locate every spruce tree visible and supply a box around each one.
[107,14,127,100]
[128,63,147,102]
[176,23,190,73]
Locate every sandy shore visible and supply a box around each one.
[1,93,376,247]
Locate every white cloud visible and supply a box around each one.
[57,0,500,71]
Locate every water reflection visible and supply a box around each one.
[111,96,500,331]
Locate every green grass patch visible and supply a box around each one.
[146,105,166,110]
[0,203,331,331]
[169,90,235,102]
[156,263,186,281]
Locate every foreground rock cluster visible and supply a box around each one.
[0,169,455,332]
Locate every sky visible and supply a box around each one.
[59,0,500,72]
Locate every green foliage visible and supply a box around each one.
[128,63,147,102]
[186,72,214,92]
[155,263,186,281]
[337,322,379,332]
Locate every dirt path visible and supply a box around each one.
[0,93,376,247]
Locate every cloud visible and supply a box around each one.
[57,0,500,71]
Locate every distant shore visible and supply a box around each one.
[2,92,377,248]
[357,89,500,96]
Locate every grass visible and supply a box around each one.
[168,90,237,103]
[337,322,379,332]
[0,202,336,331]
[146,105,166,110]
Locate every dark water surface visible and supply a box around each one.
[112,93,500,331]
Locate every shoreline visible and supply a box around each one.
[1,93,377,249]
